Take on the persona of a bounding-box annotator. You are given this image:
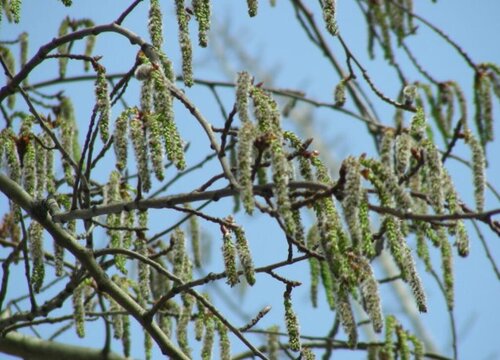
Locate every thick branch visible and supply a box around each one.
[0,331,125,360]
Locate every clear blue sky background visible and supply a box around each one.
[1,1,499,359]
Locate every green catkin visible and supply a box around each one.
[3,129,21,184]
[145,113,165,181]
[201,315,215,360]
[341,156,362,248]
[136,230,150,306]
[109,287,123,339]
[195,301,205,341]
[73,283,85,338]
[122,311,131,357]
[403,84,418,105]
[410,107,426,141]
[247,0,258,17]
[283,131,313,181]
[396,326,410,360]
[144,333,152,360]
[121,190,135,254]
[362,155,427,312]
[301,347,316,360]
[292,209,305,244]
[161,300,179,338]
[140,71,154,109]
[284,286,301,352]
[441,238,454,309]
[395,132,412,175]
[177,295,194,357]
[359,194,375,258]
[216,320,231,360]
[385,217,427,312]
[95,64,111,143]
[151,69,186,170]
[475,71,494,145]
[235,73,255,213]
[337,290,357,348]
[54,239,64,276]
[193,0,211,47]
[175,0,193,86]
[251,87,295,234]
[59,97,78,184]
[22,139,36,197]
[323,0,339,36]
[106,171,126,274]
[416,224,431,271]
[57,17,71,77]
[371,1,393,61]
[307,226,320,307]
[237,121,255,214]
[359,257,383,333]
[233,226,256,285]
[158,50,176,82]
[422,140,445,214]
[42,134,55,194]
[34,139,46,197]
[320,260,335,310]
[267,325,280,360]
[186,205,201,267]
[113,108,134,171]
[380,128,395,173]
[221,229,238,286]
[334,79,346,106]
[83,282,94,313]
[82,26,95,72]
[19,32,28,67]
[130,114,152,192]
[456,220,469,257]
[148,0,163,49]
[382,315,396,360]
[29,221,44,293]
[9,0,22,23]
[464,130,486,212]
[363,157,413,211]
[408,333,425,360]
[172,228,187,280]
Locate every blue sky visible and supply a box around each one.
[1,1,499,359]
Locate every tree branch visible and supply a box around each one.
[0,331,126,360]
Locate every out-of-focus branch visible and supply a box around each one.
[0,331,126,360]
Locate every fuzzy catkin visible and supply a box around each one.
[95,68,111,143]
[29,221,44,293]
[222,229,239,286]
[216,320,231,360]
[247,0,258,17]
[237,121,255,214]
[341,156,362,248]
[175,0,193,86]
[233,226,255,286]
[193,0,211,47]
[323,0,338,36]
[464,130,486,212]
[130,115,152,192]
[148,0,163,49]
[284,286,301,351]
[73,283,85,338]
